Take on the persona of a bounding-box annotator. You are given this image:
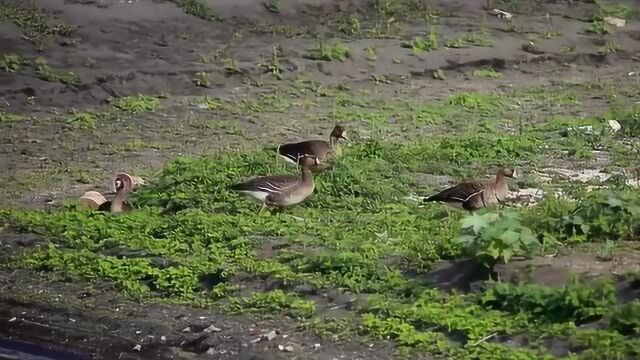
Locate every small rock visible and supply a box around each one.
[604,17,625,27]
[313,343,321,350]
[489,8,512,20]
[263,330,277,341]
[284,345,294,352]
[8,317,17,322]
[182,326,192,333]
[132,344,142,352]
[160,336,167,342]
[608,120,621,133]
[206,347,216,355]
[204,324,222,333]
[278,344,285,351]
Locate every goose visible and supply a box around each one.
[423,168,517,212]
[276,125,348,171]
[78,173,141,213]
[229,156,319,212]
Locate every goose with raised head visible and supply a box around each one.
[78,173,139,213]
[423,168,518,212]
[276,125,348,171]
[230,156,319,212]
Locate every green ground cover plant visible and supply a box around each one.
[2,82,640,358]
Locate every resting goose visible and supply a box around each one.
[423,168,517,212]
[78,173,141,213]
[276,125,348,171]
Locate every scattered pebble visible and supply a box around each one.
[204,324,222,333]
[8,317,16,322]
[489,8,512,20]
[161,336,166,342]
[604,17,625,27]
[132,344,142,352]
[284,345,294,352]
[313,343,321,350]
[263,330,278,341]
[608,120,621,133]
[181,326,191,333]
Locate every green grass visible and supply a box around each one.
[0,54,25,73]
[0,2,77,49]
[33,57,81,86]
[3,81,640,358]
[169,0,219,21]
[112,94,160,114]
[472,69,502,79]
[305,40,351,61]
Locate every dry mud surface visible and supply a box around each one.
[1,0,640,359]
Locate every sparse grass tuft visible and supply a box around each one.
[193,71,210,88]
[0,54,25,73]
[401,26,438,53]
[0,2,77,49]
[169,0,219,21]
[33,57,80,85]
[446,33,493,48]
[305,40,351,61]
[472,68,502,79]
[112,95,160,114]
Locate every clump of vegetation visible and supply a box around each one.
[192,71,210,88]
[562,189,640,243]
[609,301,640,336]
[305,40,351,61]
[0,2,76,49]
[169,0,219,21]
[401,26,438,53]
[587,19,610,35]
[228,290,316,319]
[456,211,540,267]
[257,45,284,80]
[0,109,28,123]
[33,57,80,85]
[445,33,493,48]
[112,94,160,114]
[66,110,99,130]
[480,277,617,324]
[0,54,25,72]
[472,68,502,79]
[448,92,503,113]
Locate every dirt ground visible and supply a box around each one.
[1,0,640,359]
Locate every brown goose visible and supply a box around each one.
[78,173,139,213]
[423,168,517,212]
[276,125,348,171]
[229,156,319,212]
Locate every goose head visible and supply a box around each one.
[499,168,518,179]
[329,125,348,142]
[113,173,134,193]
[299,155,320,168]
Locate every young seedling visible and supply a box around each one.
[257,44,284,80]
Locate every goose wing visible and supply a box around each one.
[277,140,330,164]
[425,181,485,204]
[230,174,301,195]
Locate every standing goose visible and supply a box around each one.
[276,125,348,171]
[78,173,138,213]
[423,168,517,212]
[229,156,319,212]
